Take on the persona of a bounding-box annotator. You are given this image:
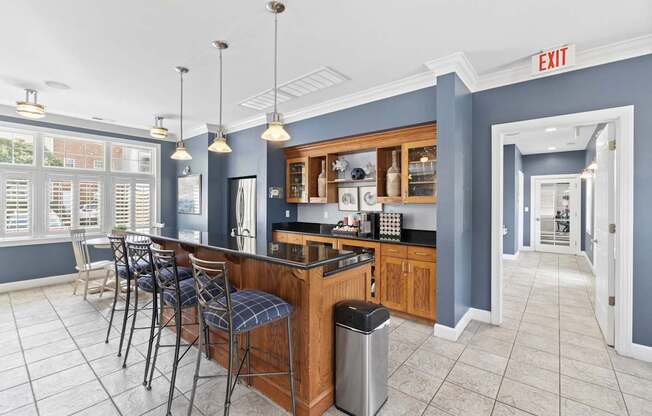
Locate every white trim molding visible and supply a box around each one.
[629,343,652,363]
[0,273,78,293]
[491,106,638,360]
[502,252,520,260]
[434,308,492,342]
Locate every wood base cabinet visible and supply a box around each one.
[380,255,407,311]
[406,259,436,320]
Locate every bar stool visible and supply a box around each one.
[104,235,154,360]
[186,254,296,416]
[146,247,215,416]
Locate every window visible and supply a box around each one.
[135,183,151,227]
[43,136,105,170]
[114,183,131,228]
[0,123,158,244]
[0,132,34,165]
[79,181,101,229]
[4,178,31,234]
[47,179,73,232]
[111,144,152,174]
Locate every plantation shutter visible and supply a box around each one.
[5,178,31,234]
[113,183,131,228]
[79,180,101,229]
[134,183,151,227]
[47,179,73,231]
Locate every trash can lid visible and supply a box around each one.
[335,300,390,333]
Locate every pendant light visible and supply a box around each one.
[170,66,192,160]
[149,116,168,139]
[261,1,290,142]
[16,89,46,119]
[208,40,232,153]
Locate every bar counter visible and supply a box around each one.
[128,228,373,416]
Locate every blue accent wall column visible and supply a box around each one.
[176,133,211,231]
[436,73,473,328]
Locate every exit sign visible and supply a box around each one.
[531,44,575,75]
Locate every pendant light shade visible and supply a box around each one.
[208,40,232,153]
[149,116,168,139]
[16,89,45,119]
[261,1,290,142]
[170,66,192,160]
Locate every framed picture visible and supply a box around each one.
[359,186,383,212]
[338,187,359,211]
[178,174,202,214]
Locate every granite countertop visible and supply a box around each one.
[126,227,358,270]
[272,222,436,248]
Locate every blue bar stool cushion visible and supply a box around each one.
[203,290,292,334]
[162,276,234,308]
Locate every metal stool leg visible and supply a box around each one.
[105,275,120,343]
[117,275,133,357]
[142,287,158,386]
[187,306,204,416]
[203,314,211,360]
[122,280,140,368]
[224,327,235,416]
[287,315,296,415]
[147,292,165,390]
[165,304,183,416]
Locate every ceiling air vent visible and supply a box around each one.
[239,67,349,111]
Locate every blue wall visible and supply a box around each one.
[502,145,522,255]
[520,150,586,247]
[436,73,473,327]
[471,54,652,347]
[176,133,211,231]
[0,115,177,283]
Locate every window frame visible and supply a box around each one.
[42,134,106,172]
[0,121,161,246]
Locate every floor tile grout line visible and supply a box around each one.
[40,289,125,416]
[8,289,43,416]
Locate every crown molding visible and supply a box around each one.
[476,33,652,91]
[0,103,177,142]
[186,123,220,139]
[224,71,436,134]
[424,51,480,92]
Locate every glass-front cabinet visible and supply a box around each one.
[402,139,437,203]
[286,157,308,203]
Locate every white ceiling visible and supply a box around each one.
[504,124,597,155]
[1,1,651,137]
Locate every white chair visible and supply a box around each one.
[70,228,113,300]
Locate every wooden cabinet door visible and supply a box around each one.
[406,259,436,320]
[401,139,437,204]
[286,157,309,203]
[381,256,407,312]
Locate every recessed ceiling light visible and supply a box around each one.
[45,80,71,90]
[548,146,557,150]
[545,127,557,133]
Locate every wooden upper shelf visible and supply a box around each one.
[283,123,437,204]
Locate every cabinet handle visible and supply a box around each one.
[414,252,428,256]
[402,261,407,273]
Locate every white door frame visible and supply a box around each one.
[530,174,581,255]
[518,171,525,251]
[491,106,636,359]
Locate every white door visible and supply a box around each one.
[594,124,616,345]
[533,176,580,254]
[518,171,524,250]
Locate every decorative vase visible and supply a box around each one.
[386,150,401,197]
[318,160,327,198]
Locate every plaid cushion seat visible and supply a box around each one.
[137,275,156,292]
[157,266,193,285]
[116,258,151,279]
[162,277,234,309]
[203,290,292,334]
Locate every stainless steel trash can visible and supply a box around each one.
[335,300,390,416]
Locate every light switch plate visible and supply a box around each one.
[285,210,290,218]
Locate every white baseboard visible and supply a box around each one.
[581,251,596,274]
[434,308,492,341]
[0,273,78,293]
[502,251,519,260]
[625,342,652,363]
[519,246,534,252]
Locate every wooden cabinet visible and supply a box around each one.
[303,234,338,247]
[271,231,303,245]
[402,139,437,203]
[337,238,381,304]
[380,255,407,311]
[286,157,308,203]
[406,259,436,320]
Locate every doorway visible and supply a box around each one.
[490,106,635,358]
[531,175,580,255]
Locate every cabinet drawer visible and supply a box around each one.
[381,244,407,258]
[272,231,304,245]
[407,246,436,262]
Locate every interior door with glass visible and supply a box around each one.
[533,176,580,254]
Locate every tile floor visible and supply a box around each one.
[1,252,652,415]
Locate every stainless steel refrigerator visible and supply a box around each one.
[228,177,256,252]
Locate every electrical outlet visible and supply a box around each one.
[324,211,329,219]
[285,210,290,218]
[524,206,529,212]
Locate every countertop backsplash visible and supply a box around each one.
[297,203,437,231]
